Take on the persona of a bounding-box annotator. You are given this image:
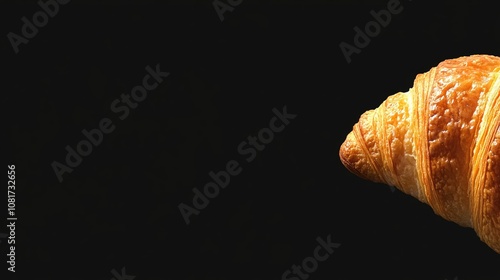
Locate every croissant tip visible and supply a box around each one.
[339,144,361,178]
[339,136,375,182]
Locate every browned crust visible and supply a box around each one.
[339,54,500,254]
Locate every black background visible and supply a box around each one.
[3,0,500,279]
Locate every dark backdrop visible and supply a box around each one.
[3,0,500,279]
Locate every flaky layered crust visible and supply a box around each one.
[339,54,500,254]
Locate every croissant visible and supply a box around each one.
[339,54,500,254]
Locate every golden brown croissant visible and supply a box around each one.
[339,54,500,254]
